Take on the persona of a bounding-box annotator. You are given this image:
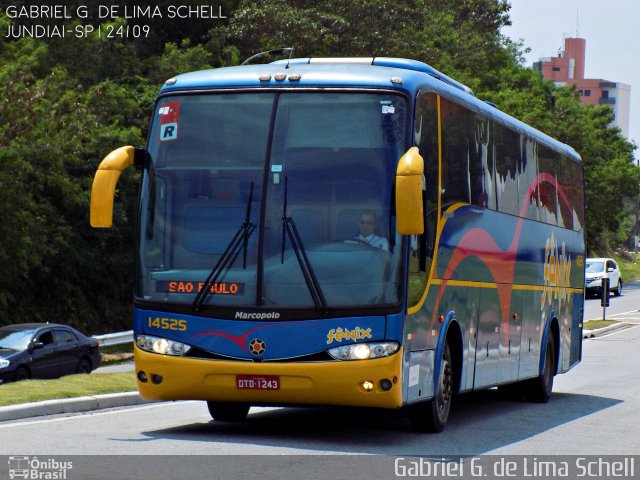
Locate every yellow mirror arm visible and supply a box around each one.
[90,146,136,228]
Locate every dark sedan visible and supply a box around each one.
[0,323,101,383]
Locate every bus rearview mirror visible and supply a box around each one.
[395,147,425,235]
[90,145,138,228]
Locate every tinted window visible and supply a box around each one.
[440,98,472,207]
[141,92,406,310]
[54,329,77,344]
[537,145,559,225]
[409,91,439,306]
[557,156,584,231]
[521,138,540,221]
[36,331,54,346]
[494,123,521,216]
[470,116,493,208]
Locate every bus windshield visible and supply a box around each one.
[138,92,407,312]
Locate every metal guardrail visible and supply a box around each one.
[92,330,133,347]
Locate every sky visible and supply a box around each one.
[502,0,640,149]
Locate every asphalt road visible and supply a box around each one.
[584,279,640,322]
[1,327,638,461]
[2,286,639,479]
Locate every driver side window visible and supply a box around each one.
[36,331,54,347]
[408,91,439,307]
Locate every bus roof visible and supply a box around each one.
[160,57,581,162]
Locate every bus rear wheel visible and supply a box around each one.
[407,341,453,433]
[206,401,250,422]
[526,333,555,403]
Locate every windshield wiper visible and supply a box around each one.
[192,182,255,312]
[280,176,328,313]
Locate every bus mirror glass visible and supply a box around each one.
[90,145,136,228]
[395,147,425,235]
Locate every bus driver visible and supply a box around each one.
[353,210,389,251]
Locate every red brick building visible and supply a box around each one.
[534,37,630,138]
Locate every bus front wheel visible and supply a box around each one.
[207,401,250,422]
[407,341,453,433]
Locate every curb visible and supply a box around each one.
[582,321,630,339]
[0,391,156,423]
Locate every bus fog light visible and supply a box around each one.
[380,379,393,391]
[137,371,148,383]
[362,381,374,391]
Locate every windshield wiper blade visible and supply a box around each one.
[281,176,328,313]
[192,182,255,312]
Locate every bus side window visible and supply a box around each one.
[494,123,520,216]
[538,145,559,226]
[440,97,473,208]
[408,91,438,307]
[522,137,540,221]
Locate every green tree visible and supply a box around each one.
[218,0,511,75]
[1,0,638,333]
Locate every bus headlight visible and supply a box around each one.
[135,335,192,356]
[328,342,399,361]
[0,359,10,369]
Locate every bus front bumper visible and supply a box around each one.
[134,347,403,409]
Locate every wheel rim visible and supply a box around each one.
[437,356,452,417]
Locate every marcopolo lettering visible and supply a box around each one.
[235,311,281,320]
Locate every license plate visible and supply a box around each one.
[236,375,280,390]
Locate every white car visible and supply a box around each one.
[585,257,622,297]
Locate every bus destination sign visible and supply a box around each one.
[157,281,245,295]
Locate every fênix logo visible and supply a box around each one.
[541,233,572,310]
[8,456,73,479]
[326,327,373,344]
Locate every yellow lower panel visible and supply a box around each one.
[134,347,403,409]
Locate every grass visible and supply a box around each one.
[100,342,134,366]
[583,319,618,330]
[612,253,640,282]
[0,372,137,407]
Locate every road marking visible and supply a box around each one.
[0,401,199,430]
[596,324,640,339]
[606,311,640,323]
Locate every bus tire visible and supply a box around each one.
[207,401,250,422]
[407,341,453,433]
[526,333,555,403]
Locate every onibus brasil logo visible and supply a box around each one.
[8,456,72,480]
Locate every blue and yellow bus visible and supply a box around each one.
[91,57,585,432]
